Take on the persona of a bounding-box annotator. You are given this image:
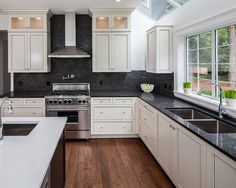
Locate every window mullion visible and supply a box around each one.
[212,30,216,98]
[197,35,200,90]
[215,29,219,98]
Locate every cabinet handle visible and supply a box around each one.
[123,127,126,129]
[32,112,36,115]
[172,127,176,130]
[122,111,126,114]
[169,124,172,128]
[100,126,103,129]
[100,100,103,103]
[144,118,147,121]
[100,112,103,114]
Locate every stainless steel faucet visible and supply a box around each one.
[197,82,224,118]
[0,97,13,140]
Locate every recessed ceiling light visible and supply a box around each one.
[116,0,121,2]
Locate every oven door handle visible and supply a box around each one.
[46,108,89,112]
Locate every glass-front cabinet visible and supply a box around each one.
[8,14,47,32]
[90,9,133,32]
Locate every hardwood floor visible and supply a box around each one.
[65,138,175,188]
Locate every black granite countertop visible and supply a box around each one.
[1,90,236,161]
[91,90,236,161]
[0,91,50,98]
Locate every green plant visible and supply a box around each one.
[224,90,236,99]
[183,82,192,89]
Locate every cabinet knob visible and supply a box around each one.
[122,111,126,114]
[123,127,126,129]
[100,126,103,129]
[100,112,103,114]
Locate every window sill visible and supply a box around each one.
[174,90,236,118]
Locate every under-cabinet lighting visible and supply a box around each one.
[35,17,43,20]
[17,17,24,20]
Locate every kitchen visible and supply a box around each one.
[0,0,236,188]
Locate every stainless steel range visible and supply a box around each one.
[45,83,90,139]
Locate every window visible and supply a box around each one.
[186,24,236,98]
[141,0,150,8]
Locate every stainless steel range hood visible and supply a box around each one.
[48,12,90,58]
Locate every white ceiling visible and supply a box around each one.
[0,0,141,14]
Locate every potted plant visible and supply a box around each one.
[183,82,192,94]
[224,90,236,107]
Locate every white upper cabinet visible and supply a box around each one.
[4,10,52,73]
[90,9,133,72]
[7,12,50,32]
[90,9,132,32]
[146,26,173,73]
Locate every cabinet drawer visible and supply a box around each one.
[140,124,156,154]
[93,121,133,134]
[24,98,45,105]
[2,98,23,106]
[113,98,135,105]
[3,107,44,117]
[93,107,133,120]
[92,98,112,105]
[140,107,157,130]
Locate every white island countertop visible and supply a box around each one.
[0,117,67,188]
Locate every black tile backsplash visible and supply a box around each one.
[14,15,174,97]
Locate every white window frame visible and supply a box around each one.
[141,0,150,8]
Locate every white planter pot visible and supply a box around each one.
[184,88,192,95]
[225,98,236,107]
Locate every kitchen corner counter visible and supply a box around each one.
[0,117,67,188]
[91,90,236,161]
[0,91,50,98]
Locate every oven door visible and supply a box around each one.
[46,107,90,131]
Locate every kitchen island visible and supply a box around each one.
[0,117,67,188]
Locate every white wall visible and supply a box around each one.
[0,15,8,30]
[131,9,154,70]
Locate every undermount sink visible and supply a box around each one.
[167,108,236,134]
[188,120,236,134]
[167,108,213,120]
[3,123,38,136]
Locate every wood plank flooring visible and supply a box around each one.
[65,138,175,188]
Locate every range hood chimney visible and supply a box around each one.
[48,12,90,58]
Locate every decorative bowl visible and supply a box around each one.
[140,83,154,93]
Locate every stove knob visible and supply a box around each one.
[48,99,53,104]
[82,100,87,104]
[78,100,82,104]
[63,99,68,104]
[53,99,58,104]
[68,99,72,104]
[58,100,63,104]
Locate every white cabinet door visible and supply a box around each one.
[147,28,156,72]
[177,129,207,188]
[93,33,111,72]
[207,145,236,188]
[157,114,177,183]
[146,26,172,73]
[8,33,28,72]
[28,33,46,71]
[113,32,130,72]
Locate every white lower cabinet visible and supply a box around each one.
[138,99,236,188]
[139,100,158,156]
[1,98,45,117]
[207,145,236,188]
[157,113,177,184]
[177,127,207,188]
[91,97,136,136]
